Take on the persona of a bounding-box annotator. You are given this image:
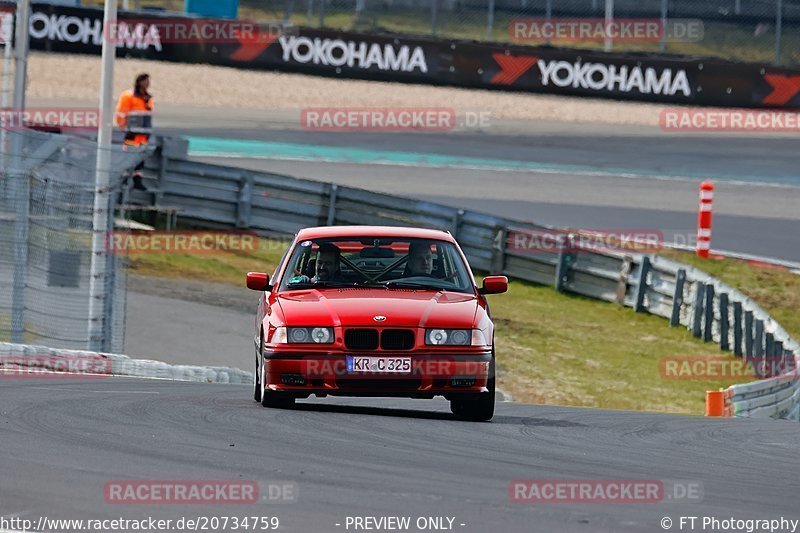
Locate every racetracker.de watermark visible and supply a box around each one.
[0,108,99,130]
[509,18,703,43]
[0,354,111,378]
[660,355,793,380]
[105,19,291,44]
[300,108,491,132]
[508,229,665,256]
[106,231,260,255]
[661,109,800,132]
[103,480,298,504]
[510,479,703,503]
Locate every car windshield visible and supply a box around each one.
[278,237,474,294]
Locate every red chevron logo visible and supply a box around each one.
[762,73,800,106]
[231,32,277,62]
[490,53,538,85]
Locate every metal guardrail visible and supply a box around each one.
[141,145,800,420]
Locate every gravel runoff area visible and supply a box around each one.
[13,51,667,126]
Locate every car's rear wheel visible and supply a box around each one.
[450,357,495,422]
[253,337,262,402]
[259,354,295,409]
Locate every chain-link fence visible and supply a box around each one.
[0,129,146,352]
[177,0,799,65]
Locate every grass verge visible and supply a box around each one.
[126,238,792,414]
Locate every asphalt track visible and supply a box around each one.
[2,377,800,533]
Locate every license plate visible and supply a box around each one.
[346,356,412,374]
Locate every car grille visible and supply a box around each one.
[345,329,379,350]
[380,329,415,351]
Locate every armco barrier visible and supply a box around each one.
[0,341,252,384]
[133,149,800,419]
[6,1,800,107]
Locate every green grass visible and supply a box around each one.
[127,237,782,415]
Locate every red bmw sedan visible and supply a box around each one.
[246,226,507,421]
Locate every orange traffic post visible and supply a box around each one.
[705,389,725,416]
[696,181,714,258]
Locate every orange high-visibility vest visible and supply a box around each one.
[115,89,154,147]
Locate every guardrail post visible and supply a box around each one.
[719,293,729,351]
[451,209,463,239]
[633,256,650,313]
[555,234,574,293]
[753,320,765,374]
[774,340,784,374]
[733,301,743,356]
[490,226,507,275]
[691,282,705,338]
[703,284,715,342]
[765,333,775,376]
[615,255,633,305]
[669,268,686,326]
[326,184,338,226]
[236,172,254,228]
[744,310,754,358]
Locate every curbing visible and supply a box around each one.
[0,342,252,385]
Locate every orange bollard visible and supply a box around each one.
[697,181,714,258]
[705,389,725,416]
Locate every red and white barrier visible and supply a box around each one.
[697,181,714,258]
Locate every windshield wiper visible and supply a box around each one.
[286,281,353,289]
[382,280,443,290]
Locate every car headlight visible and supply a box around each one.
[425,329,479,346]
[286,327,334,344]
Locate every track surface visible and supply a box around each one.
[2,377,799,533]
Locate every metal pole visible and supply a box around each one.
[545,0,552,45]
[319,0,326,27]
[10,0,30,344]
[284,0,295,25]
[604,0,614,52]
[123,0,130,10]
[659,0,667,52]
[88,0,118,351]
[0,13,13,174]
[431,0,438,36]
[774,0,783,65]
[735,0,741,15]
[486,0,495,40]
[306,0,313,25]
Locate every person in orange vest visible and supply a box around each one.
[115,73,153,191]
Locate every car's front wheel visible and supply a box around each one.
[450,358,495,422]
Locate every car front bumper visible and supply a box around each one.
[262,351,492,398]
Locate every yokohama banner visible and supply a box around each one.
[7,2,800,107]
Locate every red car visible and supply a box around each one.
[246,226,508,421]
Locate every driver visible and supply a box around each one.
[314,242,343,282]
[405,241,434,277]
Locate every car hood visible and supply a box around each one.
[276,288,478,328]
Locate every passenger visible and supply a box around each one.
[405,241,434,277]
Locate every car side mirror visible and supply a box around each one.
[246,272,272,291]
[480,275,508,295]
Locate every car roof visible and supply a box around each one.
[295,226,456,243]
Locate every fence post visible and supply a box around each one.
[691,282,705,338]
[732,301,743,356]
[431,0,438,35]
[744,310,754,358]
[236,172,254,229]
[490,226,507,275]
[703,284,715,342]
[451,209,463,239]
[319,0,326,27]
[486,0,495,40]
[306,0,313,25]
[633,256,650,312]
[719,293,729,351]
[775,0,783,65]
[670,268,686,326]
[554,234,573,293]
[326,183,338,226]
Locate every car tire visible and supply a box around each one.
[253,336,262,402]
[259,355,295,409]
[450,357,495,422]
